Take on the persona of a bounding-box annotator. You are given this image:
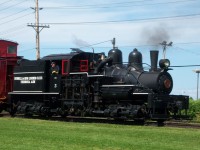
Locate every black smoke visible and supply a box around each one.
[141,24,171,48]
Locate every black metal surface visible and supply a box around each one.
[13,60,47,92]
[108,48,122,65]
[138,71,173,94]
[150,50,159,72]
[128,48,143,70]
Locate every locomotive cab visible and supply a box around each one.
[8,49,105,116]
[42,50,104,75]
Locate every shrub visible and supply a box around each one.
[188,98,200,121]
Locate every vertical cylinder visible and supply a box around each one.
[128,48,143,70]
[108,48,122,66]
[150,50,159,72]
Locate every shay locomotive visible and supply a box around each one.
[8,42,189,123]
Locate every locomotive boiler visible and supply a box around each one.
[8,46,189,123]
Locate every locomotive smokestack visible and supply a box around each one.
[150,50,159,72]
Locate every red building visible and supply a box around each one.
[0,39,19,111]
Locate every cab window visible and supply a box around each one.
[7,45,17,54]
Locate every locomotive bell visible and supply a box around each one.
[108,48,122,66]
[128,48,143,70]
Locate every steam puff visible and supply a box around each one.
[72,35,90,47]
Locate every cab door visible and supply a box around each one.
[0,60,7,100]
[49,73,61,93]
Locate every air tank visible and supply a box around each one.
[128,48,143,70]
[108,48,122,65]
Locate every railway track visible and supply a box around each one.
[1,112,200,129]
[165,121,200,129]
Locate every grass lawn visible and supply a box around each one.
[0,117,200,150]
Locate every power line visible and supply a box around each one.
[43,0,153,9]
[29,41,200,51]
[41,13,200,25]
[43,0,196,9]
[0,24,26,35]
[2,27,29,38]
[79,40,112,48]
[0,0,29,12]
[0,8,30,20]
[171,65,200,67]
[174,46,200,55]
[18,48,35,52]
[174,42,200,45]
[0,0,15,6]
[0,12,34,26]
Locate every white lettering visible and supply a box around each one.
[31,80,35,83]
[37,76,43,80]
[15,76,43,84]
[15,76,43,81]
[21,81,30,84]
[29,77,36,80]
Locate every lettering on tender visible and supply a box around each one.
[14,76,43,84]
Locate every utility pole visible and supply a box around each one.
[160,41,173,59]
[28,0,49,60]
[193,69,200,100]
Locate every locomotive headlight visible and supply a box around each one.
[159,59,170,69]
[164,79,172,89]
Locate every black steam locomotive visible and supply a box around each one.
[8,46,189,122]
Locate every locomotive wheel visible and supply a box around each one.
[24,113,33,117]
[9,103,17,117]
[137,104,148,118]
[10,105,17,117]
[0,104,3,113]
[39,112,53,117]
[157,119,165,126]
[47,112,53,117]
[60,114,67,118]
[0,103,6,113]
[133,119,145,125]
[39,106,52,117]
[57,108,67,118]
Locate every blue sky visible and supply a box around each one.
[1,0,200,99]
